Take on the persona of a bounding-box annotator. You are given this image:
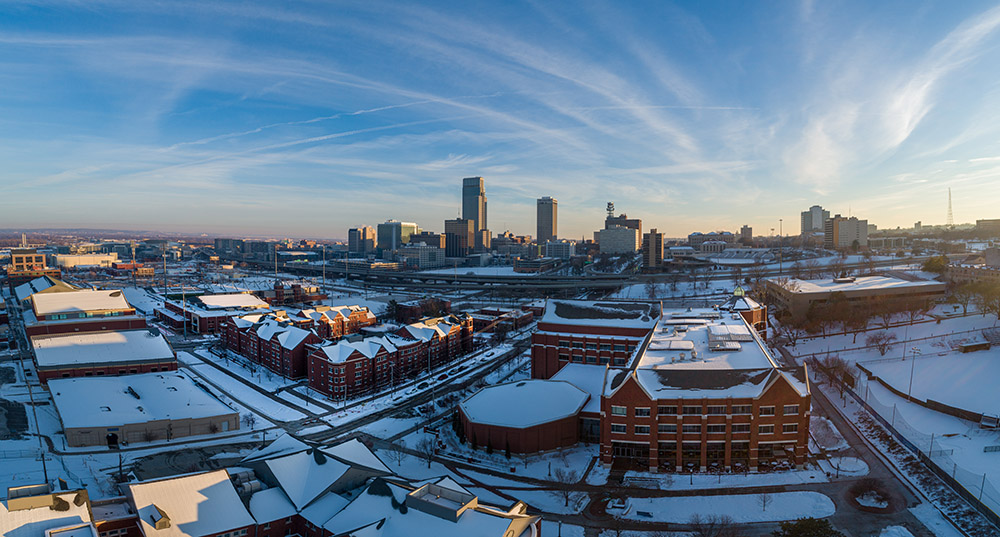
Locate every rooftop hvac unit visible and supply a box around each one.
[241,480,264,495]
[692,349,698,360]
[679,352,686,361]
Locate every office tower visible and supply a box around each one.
[444,218,475,257]
[800,205,830,234]
[537,197,558,244]
[376,220,419,252]
[740,225,752,243]
[462,177,487,232]
[474,229,491,253]
[348,226,376,255]
[823,214,868,249]
[605,213,642,238]
[642,229,664,269]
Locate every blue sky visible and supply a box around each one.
[3,1,1000,239]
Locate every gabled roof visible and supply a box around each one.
[241,433,309,464]
[248,487,297,525]
[324,439,391,474]
[14,276,77,303]
[317,338,397,364]
[255,320,314,349]
[129,470,255,537]
[264,449,351,511]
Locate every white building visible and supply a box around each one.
[596,226,640,254]
[545,240,576,259]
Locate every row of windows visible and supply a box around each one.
[217,530,249,537]
[612,404,799,417]
[559,354,628,366]
[611,423,799,435]
[557,340,632,352]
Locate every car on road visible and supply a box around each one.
[437,373,448,381]
[417,382,429,390]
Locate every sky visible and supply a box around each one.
[2,1,1000,240]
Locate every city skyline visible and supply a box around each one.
[3,1,1000,237]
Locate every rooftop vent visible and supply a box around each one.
[833,276,856,284]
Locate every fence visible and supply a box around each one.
[849,373,1000,529]
[795,327,989,362]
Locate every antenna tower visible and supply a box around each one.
[606,202,615,219]
[947,188,954,228]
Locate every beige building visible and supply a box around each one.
[597,226,640,254]
[50,371,238,446]
[52,253,119,268]
[765,275,946,321]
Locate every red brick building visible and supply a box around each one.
[298,305,377,339]
[256,282,327,306]
[26,289,147,337]
[308,314,473,401]
[459,379,589,453]
[156,294,270,335]
[470,308,534,333]
[32,329,177,384]
[531,300,658,379]
[225,317,321,379]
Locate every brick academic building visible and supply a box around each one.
[510,299,810,472]
[26,289,147,337]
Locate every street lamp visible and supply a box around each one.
[907,347,921,400]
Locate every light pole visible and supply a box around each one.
[907,347,921,400]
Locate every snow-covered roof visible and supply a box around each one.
[254,320,313,349]
[773,275,945,294]
[400,321,452,342]
[248,488,297,524]
[129,470,255,537]
[540,300,660,330]
[328,305,375,320]
[324,438,391,474]
[14,276,76,303]
[316,337,397,364]
[33,289,131,316]
[0,491,93,537]
[719,288,761,311]
[607,309,809,399]
[45,522,98,537]
[322,479,531,537]
[298,492,350,527]
[32,329,174,369]
[460,380,589,428]
[550,364,608,414]
[241,433,308,464]
[49,372,234,429]
[264,450,351,511]
[196,294,269,310]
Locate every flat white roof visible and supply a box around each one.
[0,492,93,537]
[638,313,772,371]
[49,372,234,429]
[540,300,660,330]
[129,470,255,537]
[196,294,269,310]
[33,290,131,316]
[550,364,607,414]
[32,329,174,369]
[460,379,589,428]
[774,275,944,294]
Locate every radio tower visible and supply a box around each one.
[606,202,615,219]
[947,188,954,229]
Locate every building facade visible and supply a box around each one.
[824,214,868,249]
[642,229,664,270]
[597,226,640,254]
[444,218,474,258]
[347,226,376,255]
[800,205,830,234]
[462,176,487,232]
[536,196,557,245]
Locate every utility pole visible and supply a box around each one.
[182,283,187,338]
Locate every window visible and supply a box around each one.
[572,342,584,349]
[558,354,570,362]
[783,423,799,434]
[658,423,677,433]
[682,424,701,433]
[731,405,752,415]
[707,424,726,434]
[658,405,677,415]
[635,407,651,417]
[758,425,774,435]
[599,356,610,365]
[600,344,612,352]
[613,358,627,366]
[573,355,584,363]
[635,425,650,435]
[610,405,627,416]
[759,406,775,416]
[614,344,627,351]
[783,404,799,416]
[683,405,702,415]
[558,340,570,348]
[585,343,598,350]
[707,405,727,415]
[263,523,271,531]
[585,355,597,364]
[731,424,750,433]
[611,423,627,434]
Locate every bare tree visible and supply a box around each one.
[645,279,658,300]
[952,284,975,315]
[690,514,746,537]
[865,332,898,356]
[757,491,773,512]
[384,441,408,467]
[241,413,257,430]
[414,437,436,469]
[551,467,578,507]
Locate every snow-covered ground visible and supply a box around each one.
[621,466,829,490]
[862,352,1000,417]
[617,491,835,523]
[178,351,307,422]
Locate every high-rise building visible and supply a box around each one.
[642,229,664,269]
[801,205,830,234]
[605,213,642,238]
[348,226,376,255]
[596,226,640,254]
[545,240,576,259]
[537,197,558,244]
[376,221,419,252]
[410,231,446,249]
[740,225,753,243]
[462,177,487,232]
[824,214,868,249]
[444,218,475,258]
[474,229,492,253]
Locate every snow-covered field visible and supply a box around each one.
[622,466,828,490]
[862,352,1000,417]
[617,491,835,523]
[178,351,307,422]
